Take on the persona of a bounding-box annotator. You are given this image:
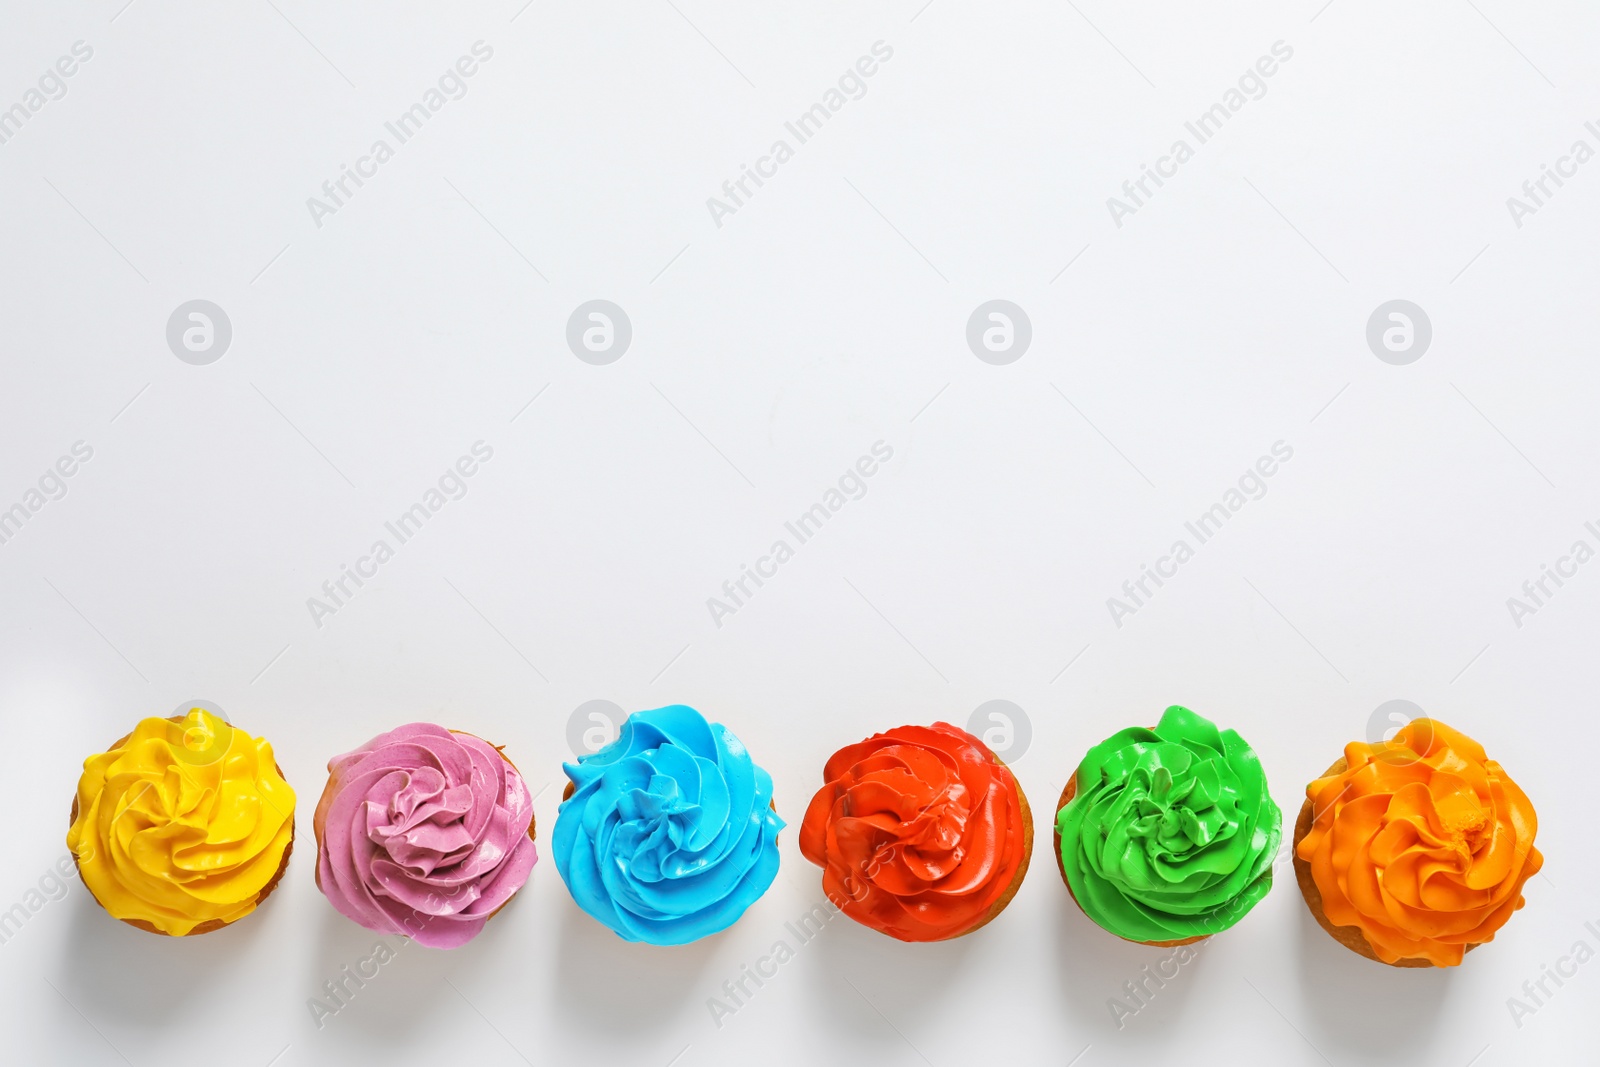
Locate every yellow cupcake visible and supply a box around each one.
[67,708,296,935]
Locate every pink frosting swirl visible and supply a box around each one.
[314,723,537,948]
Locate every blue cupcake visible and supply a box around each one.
[552,705,784,945]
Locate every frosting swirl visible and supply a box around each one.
[552,705,783,945]
[314,723,537,949]
[66,709,296,935]
[798,722,1031,941]
[1295,719,1542,966]
[1055,705,1280,942]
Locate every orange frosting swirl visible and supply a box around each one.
[1296,719,1542,966]
[798,723,1029,942]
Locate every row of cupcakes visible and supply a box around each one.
[65,703,1542,967]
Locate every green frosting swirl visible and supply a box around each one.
[1055,706,1280,942]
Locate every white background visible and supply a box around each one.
[2,2,1597,1065]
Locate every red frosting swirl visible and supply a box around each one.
[798,722,1030,941]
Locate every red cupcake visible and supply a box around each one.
[798,722,1032,941]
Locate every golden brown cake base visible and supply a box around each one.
[1053,772,1207,948]
[70,716,294,936]
[1292,756,1473,968]
[313,730,535,925]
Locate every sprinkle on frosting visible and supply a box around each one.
[552,705,783,945]
[1056,706,1281,943]
[315,723,537,949]
[1296,719,1542,966]
[67,708,296,935]
[798,722,1031,941]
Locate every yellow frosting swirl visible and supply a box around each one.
[66,709,296,935]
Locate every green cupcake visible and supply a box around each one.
[1054,706,1281,945]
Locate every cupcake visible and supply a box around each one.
[553,705,783,945]
[66,706,296,935]
[1293,718,1542,967]
[799,722,1032,941]
[1055,705,1281,945]
[314,723,537,949]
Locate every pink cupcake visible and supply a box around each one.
[314,723,538,948]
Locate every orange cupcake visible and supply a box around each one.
[1294,719,1542,967]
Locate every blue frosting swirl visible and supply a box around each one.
[552,705,784,945]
